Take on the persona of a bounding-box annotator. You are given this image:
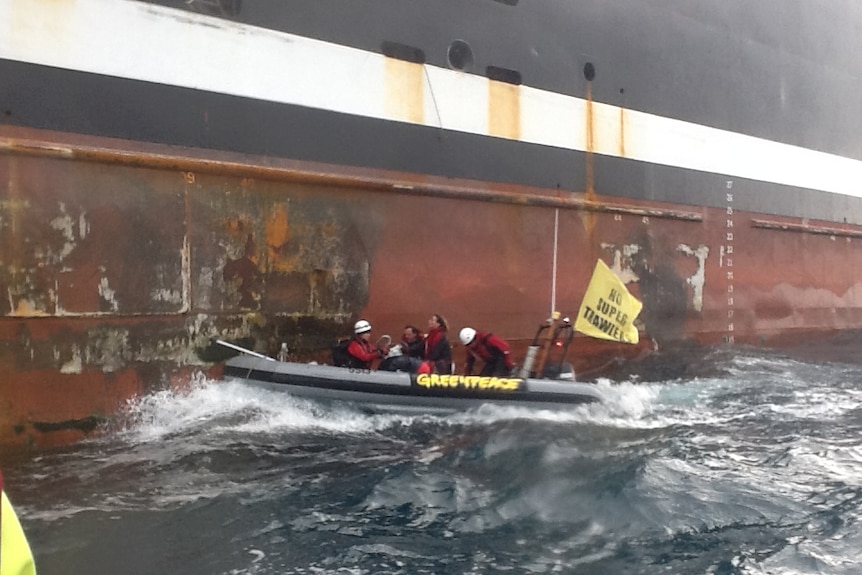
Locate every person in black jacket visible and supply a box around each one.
[380,324,425,372]
[400,325,425,359]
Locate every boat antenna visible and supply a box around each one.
[550,208,559,317]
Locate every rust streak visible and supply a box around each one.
[584,83,595,198]
[752,218,862,238]
[385,58,425,125]
[619,107,627,157]
[266,206,293,272]
[182,173,193,313]
[488,80,521,140]
[581,82,600,242]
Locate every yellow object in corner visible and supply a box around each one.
[1,490,37,575]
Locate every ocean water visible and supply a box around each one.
[4,347,862,575]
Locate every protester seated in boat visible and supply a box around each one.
[459,327,513,377]
[424,313,453,374]
[347,319,388,369]
[401,325,425,359]
[379,324,425,372]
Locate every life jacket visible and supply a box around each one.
[424,326,452,373]
[468,332,513,369]
[346,337,380,368]
[416,360,434,375]
[424,327,451,362]
[331,338,355,367]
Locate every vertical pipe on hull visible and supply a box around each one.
[550,208,559,317]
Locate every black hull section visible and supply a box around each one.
[148,0,862,158]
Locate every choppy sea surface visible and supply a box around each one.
[4,347,862,575]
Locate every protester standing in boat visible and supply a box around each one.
[424,314,453,374]
[459,327,513,377]
[347,319,387,369]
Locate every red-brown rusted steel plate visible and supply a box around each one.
[3,126,862,448]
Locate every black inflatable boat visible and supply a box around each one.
[222,354,604,413]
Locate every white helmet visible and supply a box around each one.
[459,327,476,345]
[354,319,372,334]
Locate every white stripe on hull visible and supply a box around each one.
[3,0,862,199]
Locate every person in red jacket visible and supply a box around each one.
[424,314,452,374]
[347,319,386,369]
[459,327,513,377]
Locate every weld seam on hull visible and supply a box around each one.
[751,219,862,238]
[0,136,702,222]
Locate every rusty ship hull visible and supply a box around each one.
[3,0,862,447]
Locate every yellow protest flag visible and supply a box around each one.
[575,259,643,344]
[1,490,37,575]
